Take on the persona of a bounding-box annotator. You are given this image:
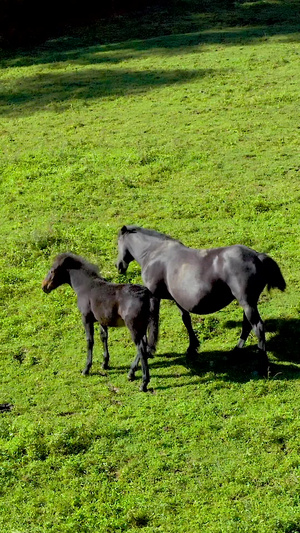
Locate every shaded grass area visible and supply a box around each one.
[1,0,300,57]
[1,0,300,50]
[1,25,300,118]
[1,3,300,532]
[0,67,212,116]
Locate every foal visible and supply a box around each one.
[42,253,154,391]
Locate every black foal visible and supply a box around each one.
[42,252,157,391]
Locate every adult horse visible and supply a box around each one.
[42,252,158,391]
[116,225,286,372]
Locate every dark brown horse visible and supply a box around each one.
[116,225,286,372]
[42,253,158,391]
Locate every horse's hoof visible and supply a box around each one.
[102,363,109,370]
[139,383,148,392]
[128,372,136,381]
[82,369,89,376]
[186,348,197,359]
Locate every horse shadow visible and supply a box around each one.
[153,317,300,384]
[225,317,300,364]
[93,318,300,389]
[106,347,299,391]
[151,351,300,391]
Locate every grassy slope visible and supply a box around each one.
[1,3,300,532]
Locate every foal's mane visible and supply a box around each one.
[55,253,101,277]
[122,225,181,243]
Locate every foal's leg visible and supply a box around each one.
[236,312,252,349]
[128,336,150,382]
[128,331,150,392]
[176,304,199,356]
[82,320,94,375]
[100,325,110,369]
[128,352,140,382]
[137,338,150,392]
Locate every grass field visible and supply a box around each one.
[1,2,300,531]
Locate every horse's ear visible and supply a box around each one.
[120,225,127,234]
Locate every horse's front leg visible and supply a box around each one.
[82,320,94,375]
[176,304,199,356]
[100,325,110,369]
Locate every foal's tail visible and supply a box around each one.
[258,253,286,292]
[147,296,160,357]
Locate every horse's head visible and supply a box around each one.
[116,226,134,274]
[42,254,76,293]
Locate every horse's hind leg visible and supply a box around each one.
[82,320,94,375]
[176,304,199,356]
[240,302,269,373]
[100,325,110,369]
[236,312,252,349]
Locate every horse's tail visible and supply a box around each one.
[147,296,160,357]
[258,253,286,292]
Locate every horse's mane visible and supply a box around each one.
[121,225,181,243]
[55,253,101,277]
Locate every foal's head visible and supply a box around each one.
[42,253,100,293]
[42,253,76,293]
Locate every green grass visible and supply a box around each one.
[1,3,300,532]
